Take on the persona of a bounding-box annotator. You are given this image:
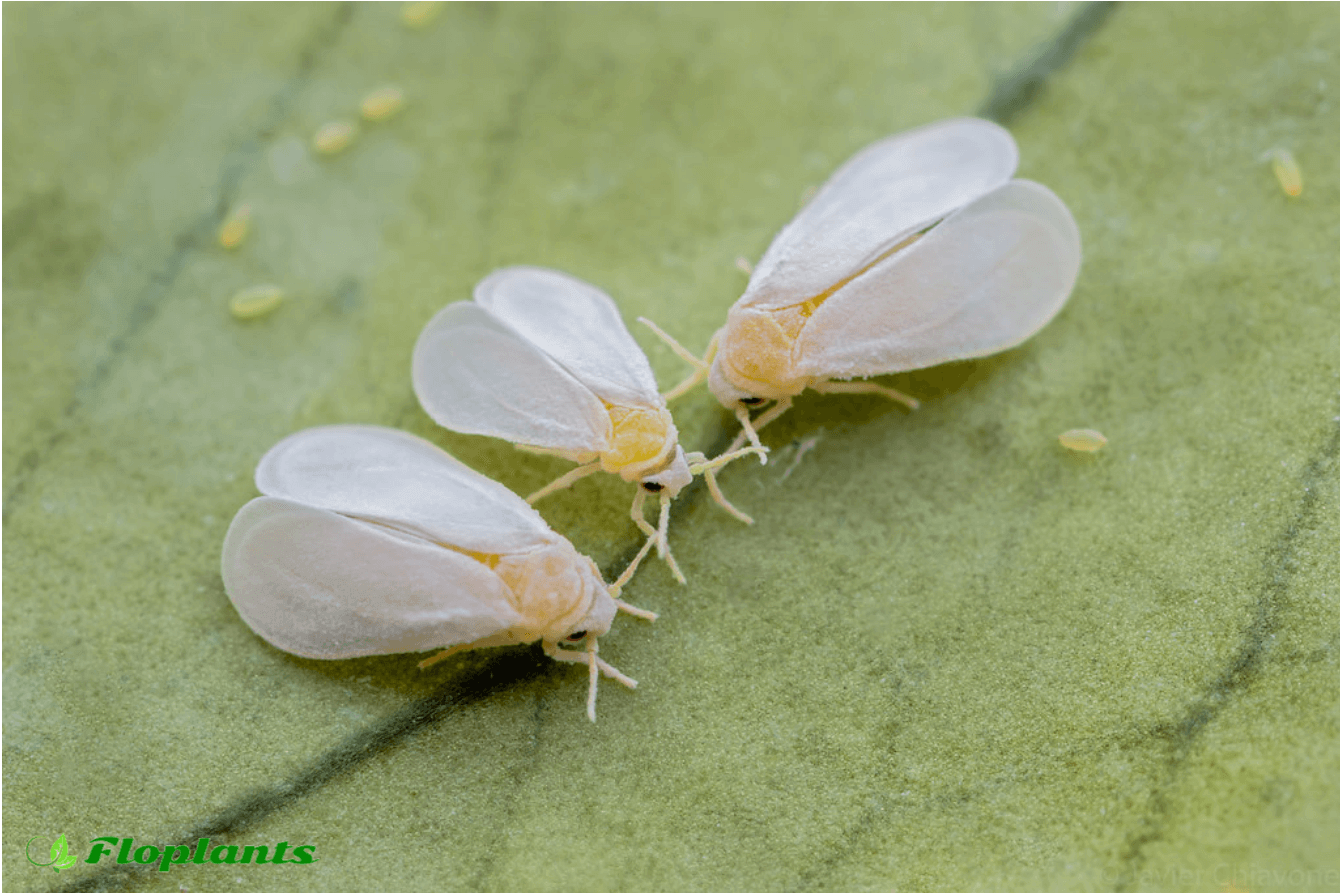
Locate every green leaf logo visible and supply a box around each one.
[26,834,79,873]
[50,835,79,872]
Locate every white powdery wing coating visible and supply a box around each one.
[474,266,663,409]
[796,180,1082,379]
[255,425,553,555]
[413,302,612,453]
[222,497,521,659]
[739,117,1019,311]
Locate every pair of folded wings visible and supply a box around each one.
[413,268,666,455]
[741,117,1083,380]
[222,426,557,659]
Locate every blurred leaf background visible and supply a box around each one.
[4,3,1337,891]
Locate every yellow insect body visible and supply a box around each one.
[714,299,823,401]
[601,404,677,477]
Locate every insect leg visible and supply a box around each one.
[614,598,659,621]
[687,446,768,524]
[587,639,600,722]
[416,631,519,669]
[729,396,794,454]
[656,493,686,585]
[543,638,638,722]
[812,379,919,410]
[526,460,603,504]
[609,532,657,597]
[703,466,753,525]
[417,643,473,669]
[690,445,769,473]
[629,488,659,543]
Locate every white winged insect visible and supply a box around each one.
[644,117,1082,451]
[412,266,764,584]
[221,424,657,721]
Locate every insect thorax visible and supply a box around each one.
[717,304,817,400]
[600,404,676,479]
[492,542,606,643]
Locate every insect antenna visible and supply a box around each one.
[638,318,718,401]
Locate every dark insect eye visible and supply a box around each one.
[641,481,664,493]
[567,631,587,642]
[740,397,764,406]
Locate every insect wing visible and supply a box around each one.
[740,117,1019,311]
[475,266,663,409]
[255,425,552,555]
[413,302,612,454]
[223,497,520,659]
[796,179,1082,379]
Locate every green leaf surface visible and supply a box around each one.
[4,3,1337,892]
